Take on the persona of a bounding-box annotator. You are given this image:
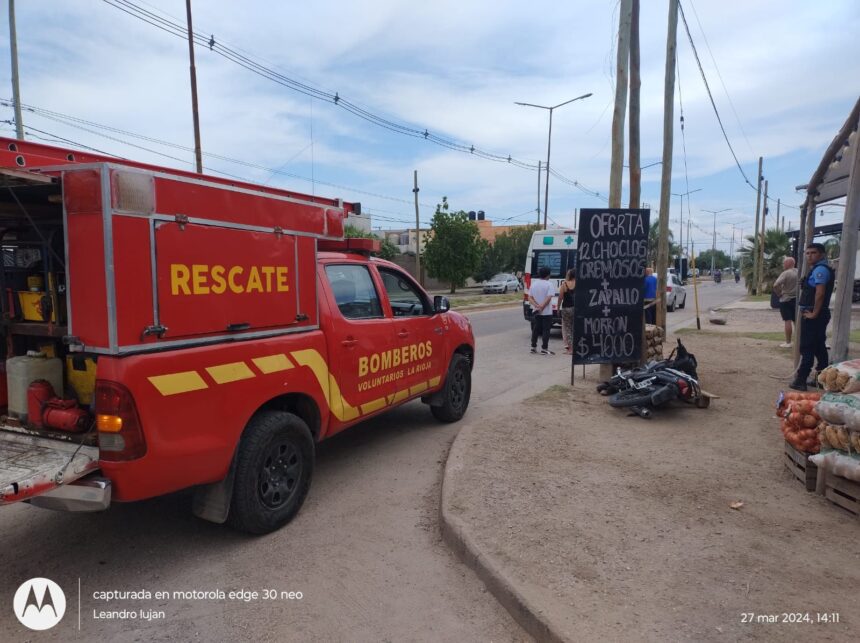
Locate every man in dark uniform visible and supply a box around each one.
[790,243,834,391]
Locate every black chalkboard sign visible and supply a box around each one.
[573,208,650,364]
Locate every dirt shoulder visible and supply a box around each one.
[442,309,859,641]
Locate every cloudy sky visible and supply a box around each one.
[1,0,857,253]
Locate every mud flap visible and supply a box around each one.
[192,454,237,524]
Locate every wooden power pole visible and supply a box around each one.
[413,170,421,284]
[751,157,763,294]
[185,0,204,173]
[757,180,768,293]
[8,0,24,139]
[609,0,632,209]
[628,0,641,209]
[655,0,679,332]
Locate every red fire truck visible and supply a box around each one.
[0,137,474,534]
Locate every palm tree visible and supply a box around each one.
[647,221,681,269]
[737,227,791,293]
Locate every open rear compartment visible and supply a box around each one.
[0,167,100,504]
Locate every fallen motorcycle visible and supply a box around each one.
[597,339,707,419]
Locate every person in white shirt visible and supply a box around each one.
[529,266,556,355]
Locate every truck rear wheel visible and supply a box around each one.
[228,411,314,535]
[431,353,471,423]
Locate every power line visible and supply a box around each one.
[101,0,541,171]
[2,99,440,208]
[677,1,753,190]
[678,1,801,211]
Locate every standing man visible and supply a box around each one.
[529,265,556,355]
[773,256,798,348]
[643,266,658,325]
[790,243,835,391]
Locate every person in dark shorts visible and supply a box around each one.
[772,256,798,348]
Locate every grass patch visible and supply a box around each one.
[527,384,572,404]
[742,294,770,302]
[449,293,522,308]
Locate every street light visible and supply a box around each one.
[671,188,703,258]
[702,208,731,274]
[515,93,592,229]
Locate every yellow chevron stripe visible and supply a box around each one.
[409,381,429,396]
[206,361,256,384]
[148,371,208,396]
[429,376,441,388]
[252,353,294,374]
[388,389,410,406]
[291,349,360,422]
[360,397,387,415]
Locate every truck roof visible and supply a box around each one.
[0,136,360,216]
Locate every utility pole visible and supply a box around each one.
[777,198,782,232]
[8,0,24,139]
[656,0,678,332]
[413,170,421,285]
[757,180,769,293]
[602,0,632,381]
[730,225,735,269]
[628,0,641,208]
[185,0,203,173]
[609,0,632,208]
[536,161,542,225]
[751,157,763,293]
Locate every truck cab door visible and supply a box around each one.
[376,267,447,400]
[320,263,397,435]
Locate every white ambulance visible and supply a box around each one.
[522,229,578,327]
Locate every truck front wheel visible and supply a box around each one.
[431,353,472,423]
[228,411,314,535]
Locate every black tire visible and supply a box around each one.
[678,293,686,309]
[431,354,472,422]
[228,411,314,535]
[608,388,654,408]
[667,296,676,313]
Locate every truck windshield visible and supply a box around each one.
[531,250,576,278]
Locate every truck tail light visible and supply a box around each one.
[666,284,673,292]
[95,380,147,461]
[523,274,531,301]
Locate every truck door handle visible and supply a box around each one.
[341,338,358,348]
[397,330,410,339]
[433,327,444,334]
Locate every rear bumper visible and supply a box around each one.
[29,475,112,512]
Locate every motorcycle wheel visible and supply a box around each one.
[608,388,654,408]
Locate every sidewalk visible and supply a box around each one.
[441,312,859,641]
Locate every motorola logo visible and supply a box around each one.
[13,578,66,631]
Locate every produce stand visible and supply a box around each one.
[784,440,819,492]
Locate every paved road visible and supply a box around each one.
[0,280,745,642]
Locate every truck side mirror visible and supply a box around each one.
[433,296,450,313]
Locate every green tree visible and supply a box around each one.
[495,224,542,273]
[694,249,730,272]
[343,223,398,261]
[647,221,681,268]
[737,227,791,293]
[473,238,503,282]
[423,197,483,293]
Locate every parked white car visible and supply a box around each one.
[666,272,687,312]
[483,273,521,294]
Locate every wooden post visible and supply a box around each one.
[830,114,860,363]
[752,157,763,294]
[655,0,678,334]
[628,0,641,209]
[758,180,768,293]
[609,0,632,208]
[185,0,204,173]
[602,0,633,381]
[413,170,421,285]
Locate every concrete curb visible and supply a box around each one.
[439,421,568,643]
[451,301,521,314]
